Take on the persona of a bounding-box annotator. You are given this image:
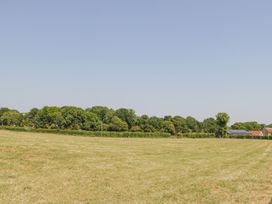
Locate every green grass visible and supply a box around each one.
[0,130,272,203]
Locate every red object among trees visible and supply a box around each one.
[249,131,264,137]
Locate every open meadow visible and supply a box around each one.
[1,130,272,203]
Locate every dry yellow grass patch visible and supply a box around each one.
[0,130,272,203]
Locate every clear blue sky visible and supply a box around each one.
[0,1,271,124]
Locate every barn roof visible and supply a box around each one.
[249,131,263,136]
[227,130,249,135]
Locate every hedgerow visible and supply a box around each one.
[0,126,171,138]
[228,134,272,140]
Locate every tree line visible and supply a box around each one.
[0,106,267,136]
[230,122,266,131]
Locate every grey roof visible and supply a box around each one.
[227,130,250,135]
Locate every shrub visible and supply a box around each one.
[0,126,171,138]
[109,116,128,131]
[130,126,142,132]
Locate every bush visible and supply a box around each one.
[0,126,171,138]
[130,126,142,132]
[109,116,128,131]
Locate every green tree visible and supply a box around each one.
[0,110,23,126]
[115,108,137,129]
[86,106,114,124]
[230,122,245,130]
[140,115,149,120]
[148,116,164,131]
[202,118,218,133]
[82,111,101,131]
[216,113,230,137]
[171,116,187,133]
[231,122,264,131]
[109,116,128,131]
[0,108,10,125]
[61,106,87,130]
[164,115,172,121]
[142,124,156,132]
[35,106,63,129]
[137,115,149,131]
[163,121,176,135]
[23,108,39,127]
[186,116,200,132]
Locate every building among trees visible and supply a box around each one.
[262,128,272,136]
[227,130,250,136]
[249,131,263,137]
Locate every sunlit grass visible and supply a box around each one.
[0,130,272,203]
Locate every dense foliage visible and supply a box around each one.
[231,122,265,131]
[0,106,269,138]
[216,113,230,137]
[0,106,219,135]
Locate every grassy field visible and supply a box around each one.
[0,130,272,204]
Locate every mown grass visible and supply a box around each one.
[0,130,272,203]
